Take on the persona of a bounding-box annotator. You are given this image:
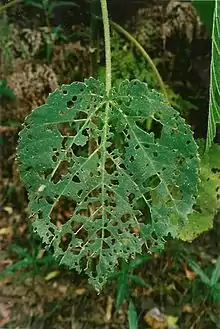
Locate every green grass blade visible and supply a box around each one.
[211,257,220,285]
[0,259,31,278]
[206,0,220,151]
[127,274,149,287]
[116,262,129,311]
[128,255,151,269]
[189,261,211,286]
[10,244,33,261]
[128,299,138,329]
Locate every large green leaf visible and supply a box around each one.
[178,141,220,241]
[17,78,199,290]
[206,0,220,150]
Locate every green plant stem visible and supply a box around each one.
[100,0,111,95]
[110,20,169,105]
[0,0,23,13]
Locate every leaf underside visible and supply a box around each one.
[17,78,199,290]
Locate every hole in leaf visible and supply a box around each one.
[143,191,151,200]
[38,210,43,219]
[77,111,87,119]
[151,231,158,241]
[67,151,72,158]
[128,193,135,203]
[59,233,72,251]
[58,123,75,136]
[152,120,163,139]
[212,168,220,174]
[62,89,68,95]
[72,222,88,240]
[50,196,76,226]
[111,179,118,186]
[46,196,54,204]
[49,226,55,235]
[119,163,126,170]
[62,137,68,149]
[67,101,73,108]
[105,158,116,174]
[72,175,80,183]
[77,189,83,197]
[193,204,202,213]
[72,95,77,101]
[51,160,69,183]
[142,175,160,189]
[25,166,32,172]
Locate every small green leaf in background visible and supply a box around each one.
[178,141,220,242]
[206,0,220,150]
[128,300,138,329]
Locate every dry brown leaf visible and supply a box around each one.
[183,263,196,281]
[144,308,167,329]
[74,287,86,296]
[0,302,12,327]
[0,227,12,235]
[182,304,193,313]
[105,296,113,322]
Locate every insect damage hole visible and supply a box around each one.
[59,233,72,251]
[50,196,76,226]
[51,160,70,184]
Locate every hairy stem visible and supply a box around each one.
[100,0,111,95]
